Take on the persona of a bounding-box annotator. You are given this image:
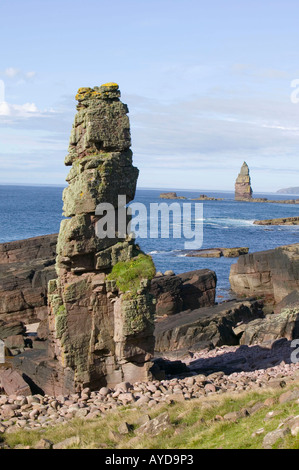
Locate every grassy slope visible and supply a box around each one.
[2,381,299,449]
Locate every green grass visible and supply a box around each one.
[2,382,299,449]
[107,253,156,295]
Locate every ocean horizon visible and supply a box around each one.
[1,184,299,301]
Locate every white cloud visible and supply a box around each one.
[25,71,36,79]
[4,67,20,78]
[0,101,39,117]
[124,89,299,190]
[2,68,36,81]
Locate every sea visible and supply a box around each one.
[1,185,299,302]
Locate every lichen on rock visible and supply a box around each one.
[47,83,156,392]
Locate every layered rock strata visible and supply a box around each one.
[150,269,216,317]
[154,299,264,353]
[229,244,299,303]
[37,84,156,394]
[0,232,217,325]
[0,235,57,323]
[239,308,299,346]
[235,162,253,200]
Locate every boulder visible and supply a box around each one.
[274,290,299,314]
[179,270,217,310]
[150,274,183,316]
[154,299,264,353]
[136,412,171,436]
[229,243,299,303]
[150,269,216,317]
[240,308,299,346]
[4,334,25,350]
[0,320,25,339]
[0,368,31,396]
[263,428,290,449]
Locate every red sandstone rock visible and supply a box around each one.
[229,243,299,303]
[0,368,31,396]
[150,269,216,317]
[0,234,57,323]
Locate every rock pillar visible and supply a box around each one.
[235,162,253,200]
[47,83,155,392]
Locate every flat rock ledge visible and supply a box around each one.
[254,217,299,226]
[184,247,249,258]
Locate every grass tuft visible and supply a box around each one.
[107,253,156,294]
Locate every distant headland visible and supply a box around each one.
[277,187,299,195]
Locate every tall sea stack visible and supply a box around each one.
[235,162,253,201]
[46,83,156,393]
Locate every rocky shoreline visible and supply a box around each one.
[254,217,299,225]
[184,247,249,258]
[1,86,299,450]
[1,339,298,434]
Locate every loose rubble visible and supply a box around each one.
[1,341,299,434]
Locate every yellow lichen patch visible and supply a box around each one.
[77,87,93,94]
[91,91,102,97]
[76,87,93,101]
[101,82,119,88]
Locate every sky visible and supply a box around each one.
[0,0,299,192]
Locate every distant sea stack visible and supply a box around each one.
[235,162,253,201]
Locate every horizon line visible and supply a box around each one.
[0,182,287,194]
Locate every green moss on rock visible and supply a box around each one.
[107,253,156,294]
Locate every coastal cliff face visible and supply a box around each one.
[46,83,156,392]
[235,162,253,201]
[229,243,299,303]
[0,235,57,323]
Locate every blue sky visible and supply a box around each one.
[1,0,299,191]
